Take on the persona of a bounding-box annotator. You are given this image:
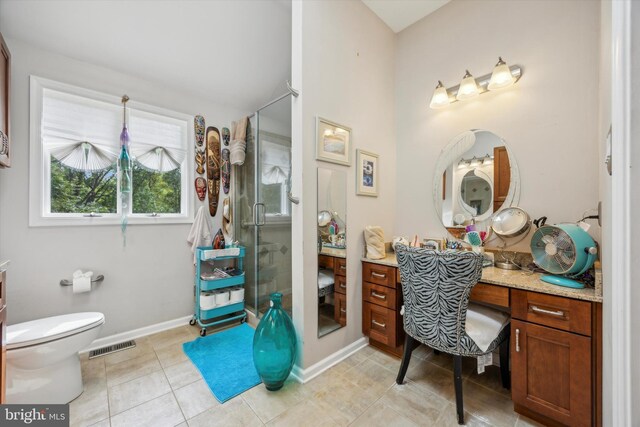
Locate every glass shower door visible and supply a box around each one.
[234,96,292,318]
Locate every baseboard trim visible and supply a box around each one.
[290,337,369,383]
[81,315,193,353]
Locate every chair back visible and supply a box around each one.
[395,245,483,353]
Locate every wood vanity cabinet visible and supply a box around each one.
[362,262,404,356]
[333,258,347,326]
[0,32,10,168]
[511,290,599,427]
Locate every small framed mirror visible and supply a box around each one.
[317,167,347,337]
[433,129,520,237]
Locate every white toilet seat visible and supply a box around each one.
[7,312,104,350]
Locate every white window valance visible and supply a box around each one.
[41,87,187,172]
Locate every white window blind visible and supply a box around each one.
[129,109,188,172]
[261,140,291,185]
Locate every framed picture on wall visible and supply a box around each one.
[356,149,378,197]
[316,117,351,166]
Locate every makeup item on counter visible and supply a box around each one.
[465,224,477,232]
[194,115,205,147]
[466,231,483,246]
[392,236,409,251]
[410,235,420,247]
[195,177,206,201]
[213,228,225,249]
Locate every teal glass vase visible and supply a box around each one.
[252,292,297,391]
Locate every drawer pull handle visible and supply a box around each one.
[372,320,386,328]
[371,291,387,300]
[340,265,346,270]
[340,283,346,289]
[515,328,520,352]
[530,305,565,317]
[371,272,387,279]
[340,308,346,313]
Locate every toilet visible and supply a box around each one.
[6,312,105,404]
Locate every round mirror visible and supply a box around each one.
[433,129,520,236]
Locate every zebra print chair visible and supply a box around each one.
[394,245,510,425]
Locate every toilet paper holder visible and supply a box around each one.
[60,275,105,287]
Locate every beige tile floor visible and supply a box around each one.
[72,324,545,427]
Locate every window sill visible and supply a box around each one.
[28,214,194,228]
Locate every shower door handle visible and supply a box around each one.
[253,203,266,226]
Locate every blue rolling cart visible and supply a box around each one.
[190,246,247,336]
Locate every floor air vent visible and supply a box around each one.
[89,340,136,359]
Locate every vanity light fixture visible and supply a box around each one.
[429,58,522,109]
[456,70,479,101]
[488,57,516,90]
[429,81,450,109]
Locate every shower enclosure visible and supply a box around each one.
[233,88,294,317]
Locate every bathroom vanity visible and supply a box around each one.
[361,255,602,427]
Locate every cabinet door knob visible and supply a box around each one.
[515,328,520,352]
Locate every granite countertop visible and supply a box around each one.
[320,247,347,258]
[362,253,603,303]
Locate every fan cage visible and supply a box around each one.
[531,226,577,274]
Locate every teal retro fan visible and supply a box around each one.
[529,224,598,289]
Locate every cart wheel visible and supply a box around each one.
[189,318,196,326]
[200,328,206,337]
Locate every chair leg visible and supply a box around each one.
[500,327,511,390]
[396,334,417,384]
[453,355,464,425]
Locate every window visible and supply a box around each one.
[29,76,192,226]
[260,137,291,220]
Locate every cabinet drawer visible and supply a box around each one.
[363,263,395,288]
[363,281,396,310]
[363,302,397,347]
[318,255,334,270]
[470,283,509,308]
[511,319,592,426]
[512,290,591,336]
[334,293,346,326]
[334,258,347,277]
[334,275,347,295]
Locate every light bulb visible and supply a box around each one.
[429,81,450,109]
[456,70,479,101]
[488,57,515,90]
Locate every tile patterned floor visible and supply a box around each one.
[72,325,545,427]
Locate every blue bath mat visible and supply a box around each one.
[182,323,261,402]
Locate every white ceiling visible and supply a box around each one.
[362,0,451,33]
[0,0,292,112]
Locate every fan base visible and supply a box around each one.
[540,275,585,289]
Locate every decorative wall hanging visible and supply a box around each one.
[195,177,206,201]
[356,149,378,197]
[195,150,205,175]
[222,147,230,194]
[206,126,221,216]
[316,117,351,166]
[213,228,225,249]
[222,127,230,146]
[118,95,132,245]
[194,115,205,147]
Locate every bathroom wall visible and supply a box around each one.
[293,0,396,368]
[394,0,602,246]
[0,39,248,336]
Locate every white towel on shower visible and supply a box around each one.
[187,206,212,264]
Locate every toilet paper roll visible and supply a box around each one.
[214,290,230,306]
[72,271,92,294]
[229,287,244,303]
[200,292,216,310]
